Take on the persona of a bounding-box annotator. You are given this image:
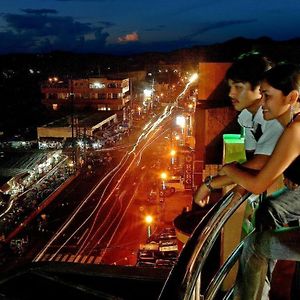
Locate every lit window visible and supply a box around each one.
[90,82,105,89]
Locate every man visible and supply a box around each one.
[193,52,283,207]
[191,53,284,300]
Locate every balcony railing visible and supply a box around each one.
[158,189,259,300]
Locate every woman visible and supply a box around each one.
[220,63,300,300]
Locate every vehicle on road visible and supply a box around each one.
[159,186,175,198]
[163,176,185,192]
[155,258,176,268]
[158,227,177,240]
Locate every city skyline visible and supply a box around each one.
[1,0,300,55]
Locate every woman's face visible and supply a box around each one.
[261,80,290,122]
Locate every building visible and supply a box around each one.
[41,77,131,113]
[193,62,239,186]
[0,150,62,196]
[37,112,117,141]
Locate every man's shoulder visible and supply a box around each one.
[238,109,252,126]
[239,109,252,119]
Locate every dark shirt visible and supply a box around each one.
[284,156,300,185]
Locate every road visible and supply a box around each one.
[33,105,192,266]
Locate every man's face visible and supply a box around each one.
[228,79,262,112]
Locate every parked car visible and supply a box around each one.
[155,258,176,268]
[136,248,157,267]
[164,177,185,192]
[159,186,175,198]
[159,228,177,240]
[158,239,178,252]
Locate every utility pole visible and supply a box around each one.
[70,78,77,171]
[129,78,133,128]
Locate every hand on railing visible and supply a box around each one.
[193,183,211,208]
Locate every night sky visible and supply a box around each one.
[1,0,300,55]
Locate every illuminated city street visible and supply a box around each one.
[0,3,298,296]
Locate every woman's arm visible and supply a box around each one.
[222,123,300,194]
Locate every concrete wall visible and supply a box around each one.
[193,62,239,186]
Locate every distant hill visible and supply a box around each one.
[1,36,300,76]
[1,36,300,136]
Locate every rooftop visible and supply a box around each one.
[40,112,116,128]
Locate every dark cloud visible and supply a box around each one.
[0,9,258,55]
[56,0,110,2]
[97,21,115,28]
[145,25,166,32]
[189,19,257,38]
[0,11,110,53]
[21,9,58,15]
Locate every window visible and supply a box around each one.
[90,82,105,89]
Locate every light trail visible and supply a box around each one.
[34,78,193,263]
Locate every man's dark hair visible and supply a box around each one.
[225,52,273,90]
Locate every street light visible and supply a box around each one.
[176,115,186,134]
[160,172,168,203]
[170,149,176,165]
[161,172,167,189]
[189,73,198,84]
[145,215,153,238]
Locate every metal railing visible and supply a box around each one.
[158,189,259,300]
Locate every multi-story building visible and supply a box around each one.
[41,77,130,113]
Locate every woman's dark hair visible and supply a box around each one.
[225,52,273,90]
[263,62,300,96]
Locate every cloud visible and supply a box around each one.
[56,0,110,2]
[145,25,165,32]
[0,10,110,53]
[189,19,257,38]
[21,9,58,15]
[118,32,139,43]
[97,21,114,28]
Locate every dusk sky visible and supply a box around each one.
[1,0,300,55]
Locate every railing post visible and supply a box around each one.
[196,274,202,300]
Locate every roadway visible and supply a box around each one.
[33,105,192,266]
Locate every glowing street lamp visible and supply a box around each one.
[170,149,176,165]
[176,115,186,134]
[145,215,153,238]
[161,172,167,180]
[143,89,152,97]
[176,115,186,127]
[137,106,141,116]
[189,73,198,83]
[48,76,58,84]
[161,172,167,190]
